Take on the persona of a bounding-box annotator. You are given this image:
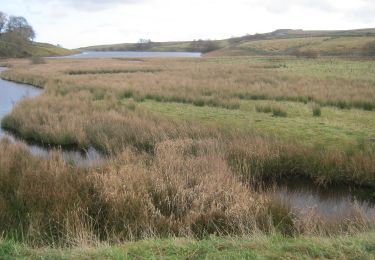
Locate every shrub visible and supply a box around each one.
[365,41,375,56]
[256,104,272,113]
[272,107,287,117]
[119,89,134,99]
[312,105,321,117]
[189,40,221,53]
[193,99,205,107]
[29,56,46,64]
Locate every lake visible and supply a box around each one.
[54,51,201,59]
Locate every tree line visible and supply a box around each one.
[0,11,35,57]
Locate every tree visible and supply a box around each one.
[189,40,220,53]
[0,11,7,34]
[0,11,36,57]
[135,38,153,50]
[6,16,35,40]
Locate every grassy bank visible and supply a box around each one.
[0,42,76,58]
[2,233,375,259]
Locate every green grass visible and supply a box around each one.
[275,57,375,82]
[26,42,77,57]
[138,99,375,151]
[0,41,76,58]
[1,233,375,259]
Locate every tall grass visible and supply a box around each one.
[0,138,373,247]
[2,57,374,111]
[0,57,374,247]
[0,138,268,246]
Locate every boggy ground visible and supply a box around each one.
[0,56,374,254]
[1,57,374,183]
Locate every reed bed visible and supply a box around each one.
[0,138,373,247]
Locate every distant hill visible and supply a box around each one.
[79,28,375,57]
[79,39,231,54]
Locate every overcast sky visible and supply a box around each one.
[1,0,374,49]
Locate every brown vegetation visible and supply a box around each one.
[0,57,374,247]
[0,137,373,247]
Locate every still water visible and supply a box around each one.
[54,51,201,59]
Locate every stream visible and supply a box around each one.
[0,67,374,222]
[0,67,103,166]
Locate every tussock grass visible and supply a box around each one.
[255,104,272,113]
[67,68,161,75]
[312,104,322,117]
[255,104,287,117]
[272,107,287,117]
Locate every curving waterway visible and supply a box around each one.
[0,67,103,166]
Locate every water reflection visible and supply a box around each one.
[270,180,375,221]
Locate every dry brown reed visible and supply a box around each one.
[0,137,374,247]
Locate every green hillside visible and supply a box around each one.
[210,29,375,56]
[80,39,230,53]
[26,42,77,57]
[79,28,375,57]
[0,41,76,58]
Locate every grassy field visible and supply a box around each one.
[2,233,375,259]
[0,55,374,257]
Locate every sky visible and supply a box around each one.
[0,0,374,49]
